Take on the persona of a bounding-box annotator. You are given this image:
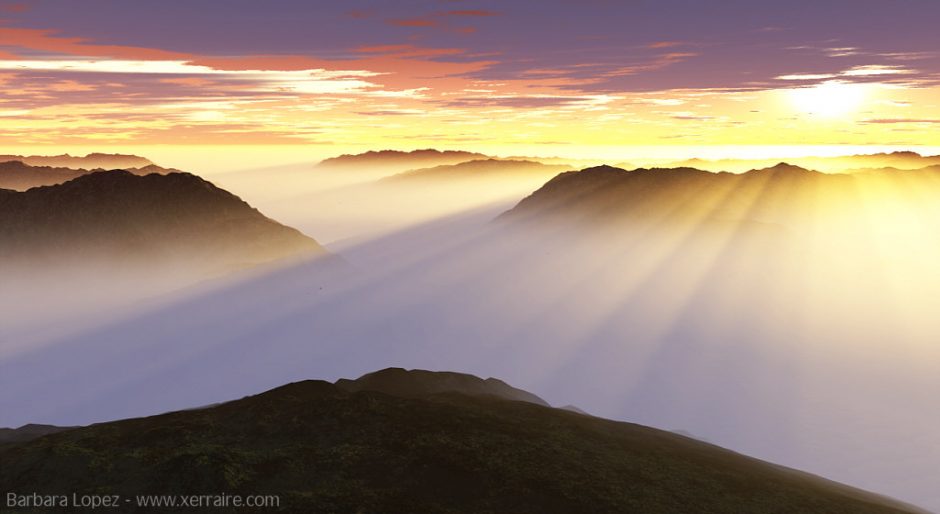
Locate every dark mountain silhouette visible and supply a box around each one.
[0,152,152,170]
[336,367,550,406]
[0,170,326,271]
[317,149,488,175]
[0,369,922,513]
[0,424,77,445]
[382,158,570,182]
[0,160,178,191]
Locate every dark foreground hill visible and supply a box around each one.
[0,368,922,513]
[0,170,326,271]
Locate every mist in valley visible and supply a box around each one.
[2,156,940,510]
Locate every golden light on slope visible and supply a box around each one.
[787,81,868,118]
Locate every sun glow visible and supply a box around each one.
[787,81,868,118]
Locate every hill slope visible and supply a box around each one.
[0,369,922,514]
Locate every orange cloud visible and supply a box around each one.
[0,27,189,60]
[445,10,499,17]
[355,44,465,58]
[0,2,29,13]
[647,41,685,49]
[387,18,438,27]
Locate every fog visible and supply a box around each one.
[2,162,939,510]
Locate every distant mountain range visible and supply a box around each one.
[665,151,940,173]
[0,152,152,170]
[0,368,921,514]
[382,158,571,183]
[317,149,488,174]
[315,149,940,178]
[0,170,326,272]
[0,160,178,191]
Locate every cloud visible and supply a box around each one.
[842,65,915,77]
[442,95,585,108]
[0,27,188,60]
[384,9,499,33]
[647,41,684,49]
[861,118,940,124]
[0,59,381,95]
[777,73,838,81]
[387,18,438,27]
[0,2,29,13]
[445,10,499,17]
[354,44,464,58]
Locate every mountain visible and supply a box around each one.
[0,152,152,170]
[0,424,77,445]
[0,170,326,271]
[316,149,488,175]
[0,160,178,191]
[0,369,922,514]
[498,165,725,227]
[382,158,570,182]
[496,162,940,230]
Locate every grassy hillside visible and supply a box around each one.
[0,370,921,513]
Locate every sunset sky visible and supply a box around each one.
[1,0,939,170]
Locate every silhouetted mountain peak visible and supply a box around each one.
[335,367,550,406]
[581,164,627,174]
[753,162,817,175]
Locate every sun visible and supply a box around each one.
[787,81,867,118]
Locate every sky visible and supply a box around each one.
[1,0,939,169]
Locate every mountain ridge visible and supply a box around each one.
[381,158,571,182]
[0,368,924,513]
[318,149,488,170]
[0,160,179,191]
[0,152,152,170]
